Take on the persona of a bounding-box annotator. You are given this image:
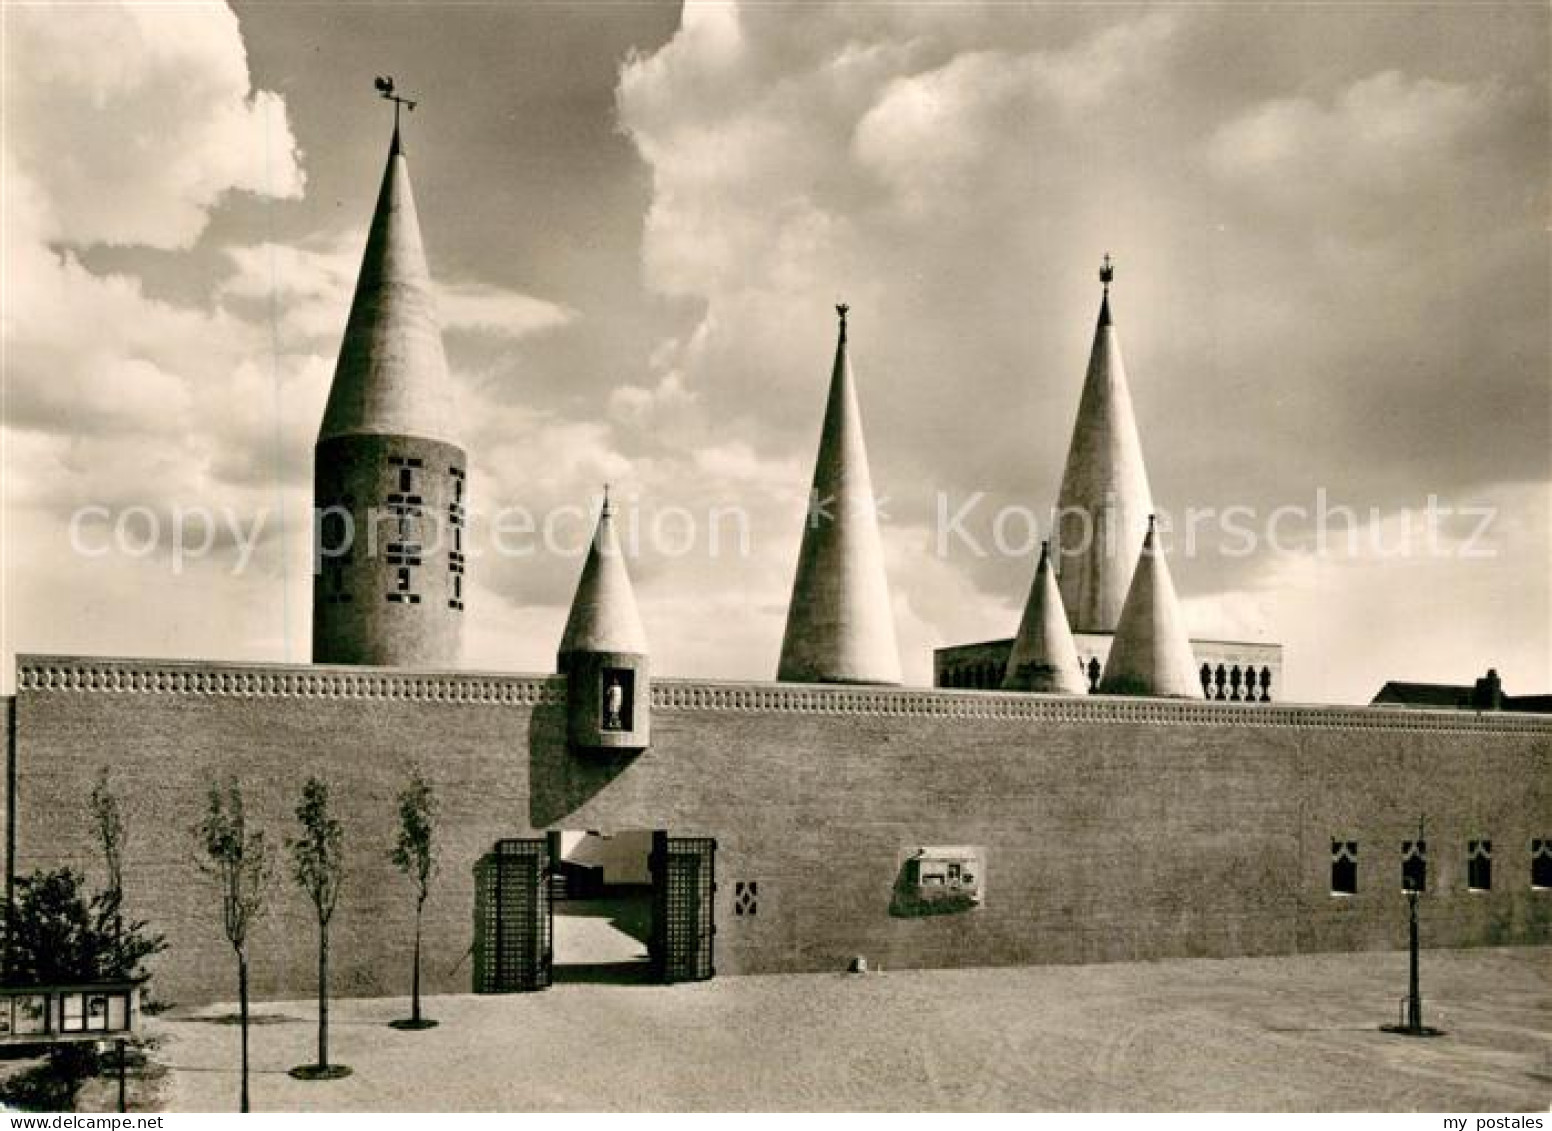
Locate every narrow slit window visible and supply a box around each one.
[1467,840,1492,892]
[1331,840,1358,895]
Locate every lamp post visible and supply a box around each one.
[1405,884,1422,1032]
[1384,814,1442,1037]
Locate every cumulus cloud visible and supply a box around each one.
[0,4,315,681]
[614,1,1549,700]
[4,1,1545,704]
[220,233,577,344]
[1207,70,1518,233]
[4,3,303,251]
[0,2,579,685]
[1181,481,1552,702]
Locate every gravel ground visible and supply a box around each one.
[154,946,1549,1112]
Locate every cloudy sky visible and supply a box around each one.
[3,1,1547,702]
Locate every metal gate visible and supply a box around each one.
[475,838,552,992]
[650,833,716,982]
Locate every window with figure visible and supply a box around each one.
[601,668,635,732]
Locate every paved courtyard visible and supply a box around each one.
[153,946,1550,1112]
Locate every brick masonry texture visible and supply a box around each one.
[7,656,1550,1005]
[313,433,466,668]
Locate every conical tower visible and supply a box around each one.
[777,305,901,685]
[1099,517,1201,698]
[558,490,648,667]
[313,117,466,667]
[560,490,650,749]
[1052,257,1155,633]
[1003,541,1087,694]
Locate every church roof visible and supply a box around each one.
[1371,681,1476,709]
[1003,541,1088,694]
[777,306,901,685]
[559,491,649,660]
[1371,676,1552,714]
[1051,259,1155,633]
[318,124,459,446]
[1099,517,1201,698]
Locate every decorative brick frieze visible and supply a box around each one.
[16,656,1549,735]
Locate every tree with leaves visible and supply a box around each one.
[3,868,164,986]
[389,769,440,1030]
[0,868,165,1114]
[287,777,350,1080]
[196,782,273,1113]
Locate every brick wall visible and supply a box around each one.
[313,433,466,667]
[8,657,1549,1005]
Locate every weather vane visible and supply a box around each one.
[1099,253,1115,291]
[374,76,418,135]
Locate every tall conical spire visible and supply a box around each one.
[559,488,649,664]
[1099,517,1200,698]
[1052,256,1155,633]
[1003,541,1088,694]
[312,110,466,669]
[317,124,457,445]
[777,305,901,685]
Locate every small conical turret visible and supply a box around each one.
[1099,517,1201,698]
[559,489,651,750]
[318,121,457,446]
[777,305,901,685]
[1003,541,1087,694]
[1052,257,1155,633]
[559,490,648,665]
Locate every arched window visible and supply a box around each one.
[1331,840,1358,895]
[1467,840,1492,891]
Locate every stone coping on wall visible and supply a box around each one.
[13,654,1552,735]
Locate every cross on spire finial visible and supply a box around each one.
[836,302,850,341]
[1099,253,1115,291]
[374,76,418,149]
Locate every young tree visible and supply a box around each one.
[389,769,439,1030]
[287,777,350,1080]
[196,783,273,1113]
[89,767,133,978]
[89,767,125,916]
